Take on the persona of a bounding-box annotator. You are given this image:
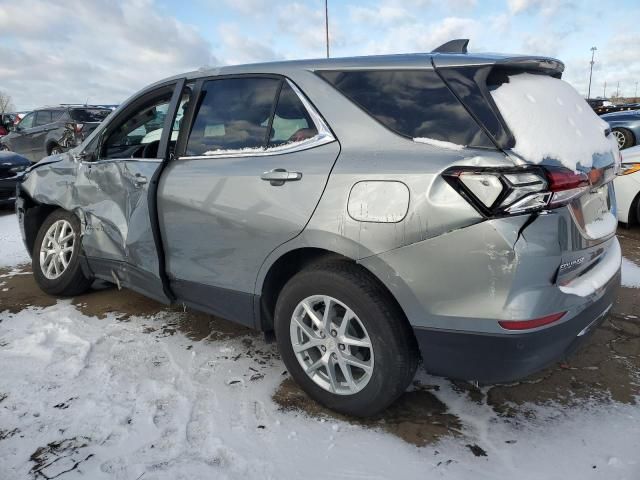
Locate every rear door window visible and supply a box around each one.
[317,70,494,148]
[185,77,281,156]
[268,82,318,148]
[34,110,53,126]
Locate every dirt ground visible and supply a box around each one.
[1,226,638,449]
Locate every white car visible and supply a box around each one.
[615,145,640,224]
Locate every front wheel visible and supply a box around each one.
[32,209,92,296]
[612,128,635,150]
[274,261,419,417]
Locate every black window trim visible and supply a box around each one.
[176,73,335,160]
[314,67,498,150]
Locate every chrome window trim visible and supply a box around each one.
[179,78,335,160]
[79,157,162,166]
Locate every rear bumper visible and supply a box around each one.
[413,269,619,383]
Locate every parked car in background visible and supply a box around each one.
[0,113,16,137]
[0,105,111,162]
[594,103,640,116]
[602,110,640,150]
[17,42,621,416]
[615,145,640,225]
[0,151,30,206]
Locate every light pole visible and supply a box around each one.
[587,46,597,99]
[325,0,330,58]
[616,81,620,98]
[603,80,607,98]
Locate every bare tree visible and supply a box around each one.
[0,91,15,115]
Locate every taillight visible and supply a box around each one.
[545,166,590,208]
[442,166,550,216]
[442,164,611,217]
[498,311,566,331]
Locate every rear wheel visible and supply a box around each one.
[274,261,419,417]
[32,209,92,296]
[612,128,635,150]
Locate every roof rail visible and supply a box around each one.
[432,39,469,54]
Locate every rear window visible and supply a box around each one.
[317,70,494,148]
[70,108,111,122]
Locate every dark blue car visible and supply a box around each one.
[602,110,640,150]
[0,151,30,206]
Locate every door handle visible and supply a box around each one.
[134,173,148,186]
[260,168,302,186]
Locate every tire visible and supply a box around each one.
[274,260,419,417]
[32,209,92,296]
[49,144,63,155]
[612,128,635,150]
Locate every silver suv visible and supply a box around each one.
[17,40,621,416]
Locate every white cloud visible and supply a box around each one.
[217,24,282,64]
[349,5,413,25]
[0,0,217,109]
[507,0,573,16]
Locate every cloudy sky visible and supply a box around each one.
[0,0,638,110]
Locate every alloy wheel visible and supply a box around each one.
[39,219,75,280]
[612,130,626,149]
[289,295,374,395]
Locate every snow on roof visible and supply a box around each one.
[491,73,612,172]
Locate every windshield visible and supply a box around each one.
[70,108,111,122]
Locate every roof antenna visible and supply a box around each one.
[432,39,469,54]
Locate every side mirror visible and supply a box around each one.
[8,124,16,132]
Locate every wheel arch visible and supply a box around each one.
[45,139,61,155]
[20,193,61,257]
[256,246,413,339]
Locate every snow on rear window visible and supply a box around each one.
[490,73,611,172]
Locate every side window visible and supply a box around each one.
[267,82,318,148]
[35,110,53,127]
[185,77,280,156]
[317,70,494,148]
[18,112,35,129]
[101,93,172,160]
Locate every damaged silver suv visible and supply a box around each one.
[17,40,621,416]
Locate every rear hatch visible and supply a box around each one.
[434,54,620,286]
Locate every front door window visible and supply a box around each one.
[101,94,172,160]
[18,112,35,130]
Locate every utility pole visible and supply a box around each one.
[587,46,597,99]
[603,81,607,98]
[325,0,330,58]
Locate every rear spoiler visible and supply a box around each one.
[431,39,564,77]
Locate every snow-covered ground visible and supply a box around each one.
[0,213,30,269]
[1,212,639,480]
